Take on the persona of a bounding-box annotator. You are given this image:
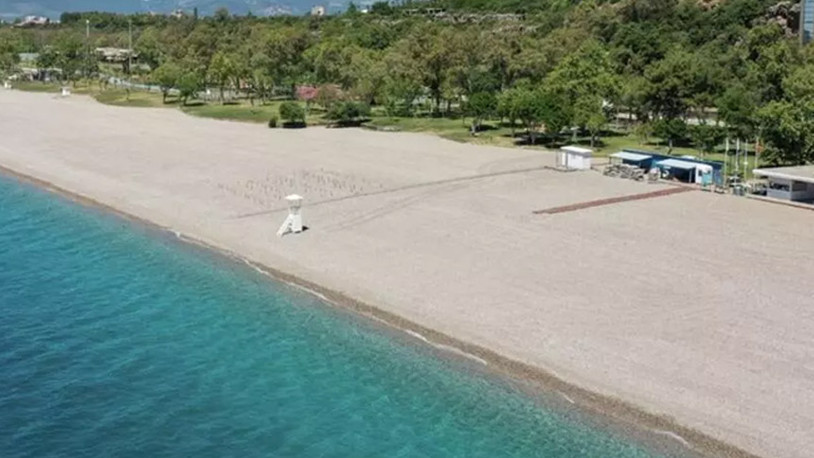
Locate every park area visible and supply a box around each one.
[10,78,760,175]
[1,89,812,458]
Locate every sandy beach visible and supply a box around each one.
[2,90,813,457]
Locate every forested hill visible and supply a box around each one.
[1,0,812,165]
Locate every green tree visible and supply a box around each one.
[378,47,423,117]
[397,23,463,114]
[248,52,274,104]
[0,29,21,79]
[0,52,18,79]
[50,30,85,85]
[36,47,60,79]
[643,50,695,121]
[177,72,202,106]
[756,101,813,165]
[135,26,163,70]
[690,125,725,157]
[573,95,607,148]
[545,41,618,146]
[370,2,393,15]
[214,7,230,22]
[256,26,312,95]
[652,118,688,153]
[754,64,814,165]
[500,87,563,145]
[208,51,234,103]
[743,24,798,104]
[466,92,497,131]
[151,62,181,103]
[717,83,758,141]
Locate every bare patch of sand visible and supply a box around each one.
[2,90,813,458]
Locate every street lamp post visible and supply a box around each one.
[126,18,133,100]
[128,19,133,81]
[85,19,90,79]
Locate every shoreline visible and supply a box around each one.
[0,162,758,458]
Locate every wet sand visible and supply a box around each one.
[2,90,813,458]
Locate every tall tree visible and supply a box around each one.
[397,23,462,114]
[466,92,497,132]
[151,61,181,103]
[208,51,234,103]
[177,71,202,106]
[546,40,619,146]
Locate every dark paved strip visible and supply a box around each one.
[533,186,693,215]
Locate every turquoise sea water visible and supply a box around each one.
[0,174,672,458]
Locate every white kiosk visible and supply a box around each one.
[61,86,71,97]
[277,194,304,237]
[557,146,593,170]
[2,81,10,90]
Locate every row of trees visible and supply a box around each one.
[2,0,813,163]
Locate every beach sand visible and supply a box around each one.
[2,90,813,457]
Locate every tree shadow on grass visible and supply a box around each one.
[282,121,307,129]
[512,133,561,148]
[473,123,499,132]
[182,100,206,107]
[327,120,366,128]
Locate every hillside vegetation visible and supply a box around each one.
[1,0,812,165]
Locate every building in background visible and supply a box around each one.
[803,0,814,44]
[311,5,326,17]
[14,15,49,27]
[754,166,814,203]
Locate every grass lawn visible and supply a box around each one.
[182,101,282,123]
[14,80,106,96]
[13,80,167,108]
[181,100,326,125]
[366,116,521,148]
[11,81,62,93]
[588,132,701,158]
[94,89,168,108]
[11,82,762,175]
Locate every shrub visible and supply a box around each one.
[279,101,306,126]
[326,101,371,126]
[268,114,278,128]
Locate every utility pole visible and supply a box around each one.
[128,18,133,80]
[126,18,133,100]
[85,19,90,80]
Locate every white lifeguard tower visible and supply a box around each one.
[277,194,304,237]
[557,146,593,170]
[61,86,71,97]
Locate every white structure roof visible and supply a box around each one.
[611,151,652,162]
[753,165,814,185]
[657,159,698,170]
[560,146,593,156]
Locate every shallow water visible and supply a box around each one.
[0,174,668,457]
